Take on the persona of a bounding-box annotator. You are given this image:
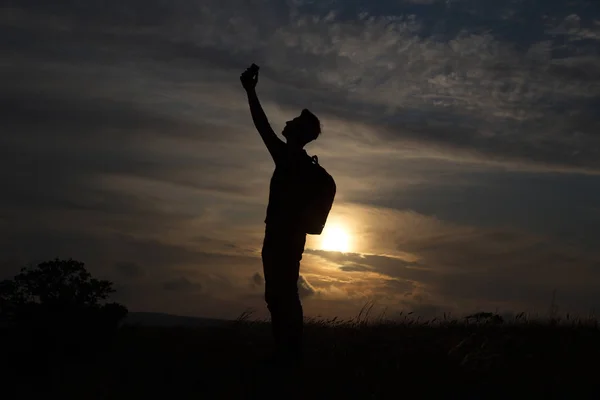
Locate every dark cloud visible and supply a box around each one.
[251,272,264,288]
[163,276,202,292]
[307,225,600,315]
[307,250,429,282]
[114,262,145,279]
[3,0,600,173]
[339,263,372,272]
[298,275,317,298]
[0,227,261,285]
[348,170,600,248]
[384,279,415,295]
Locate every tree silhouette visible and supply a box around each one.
[1,258,125,319]
[0,258,127,351]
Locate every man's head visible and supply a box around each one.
[282,109,321,148]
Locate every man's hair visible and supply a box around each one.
[301,108,321,141]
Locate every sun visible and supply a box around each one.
[321,225,352,253]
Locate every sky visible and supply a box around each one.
[1,0,600,320]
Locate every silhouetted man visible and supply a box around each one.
[240,64,323,365]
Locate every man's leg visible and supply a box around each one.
[262,251,282,353]
[263,257,301,362]
[262,229,306,364]
[277,257,303,363]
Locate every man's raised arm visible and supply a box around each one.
[240,64,285,162]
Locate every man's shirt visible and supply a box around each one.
[265,144,311,231]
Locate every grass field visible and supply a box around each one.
[3,313,600,399]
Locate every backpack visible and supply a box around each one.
[301,154,336,235]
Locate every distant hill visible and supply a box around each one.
[123,312,231,328]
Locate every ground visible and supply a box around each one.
[2,315,600,399]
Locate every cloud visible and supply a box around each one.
[298,275,317,298]
[339,263,372,272]
[308,250,419,278]
[404,0,437,4]
[114,262,145,279]
[303,204,600,315]
[3,0,600,174]
[546,13,600,42]
[163,276,202,292]
[251,272,264,288]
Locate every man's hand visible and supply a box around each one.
[240,64,259,91]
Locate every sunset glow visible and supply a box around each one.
[321,225,352,253]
